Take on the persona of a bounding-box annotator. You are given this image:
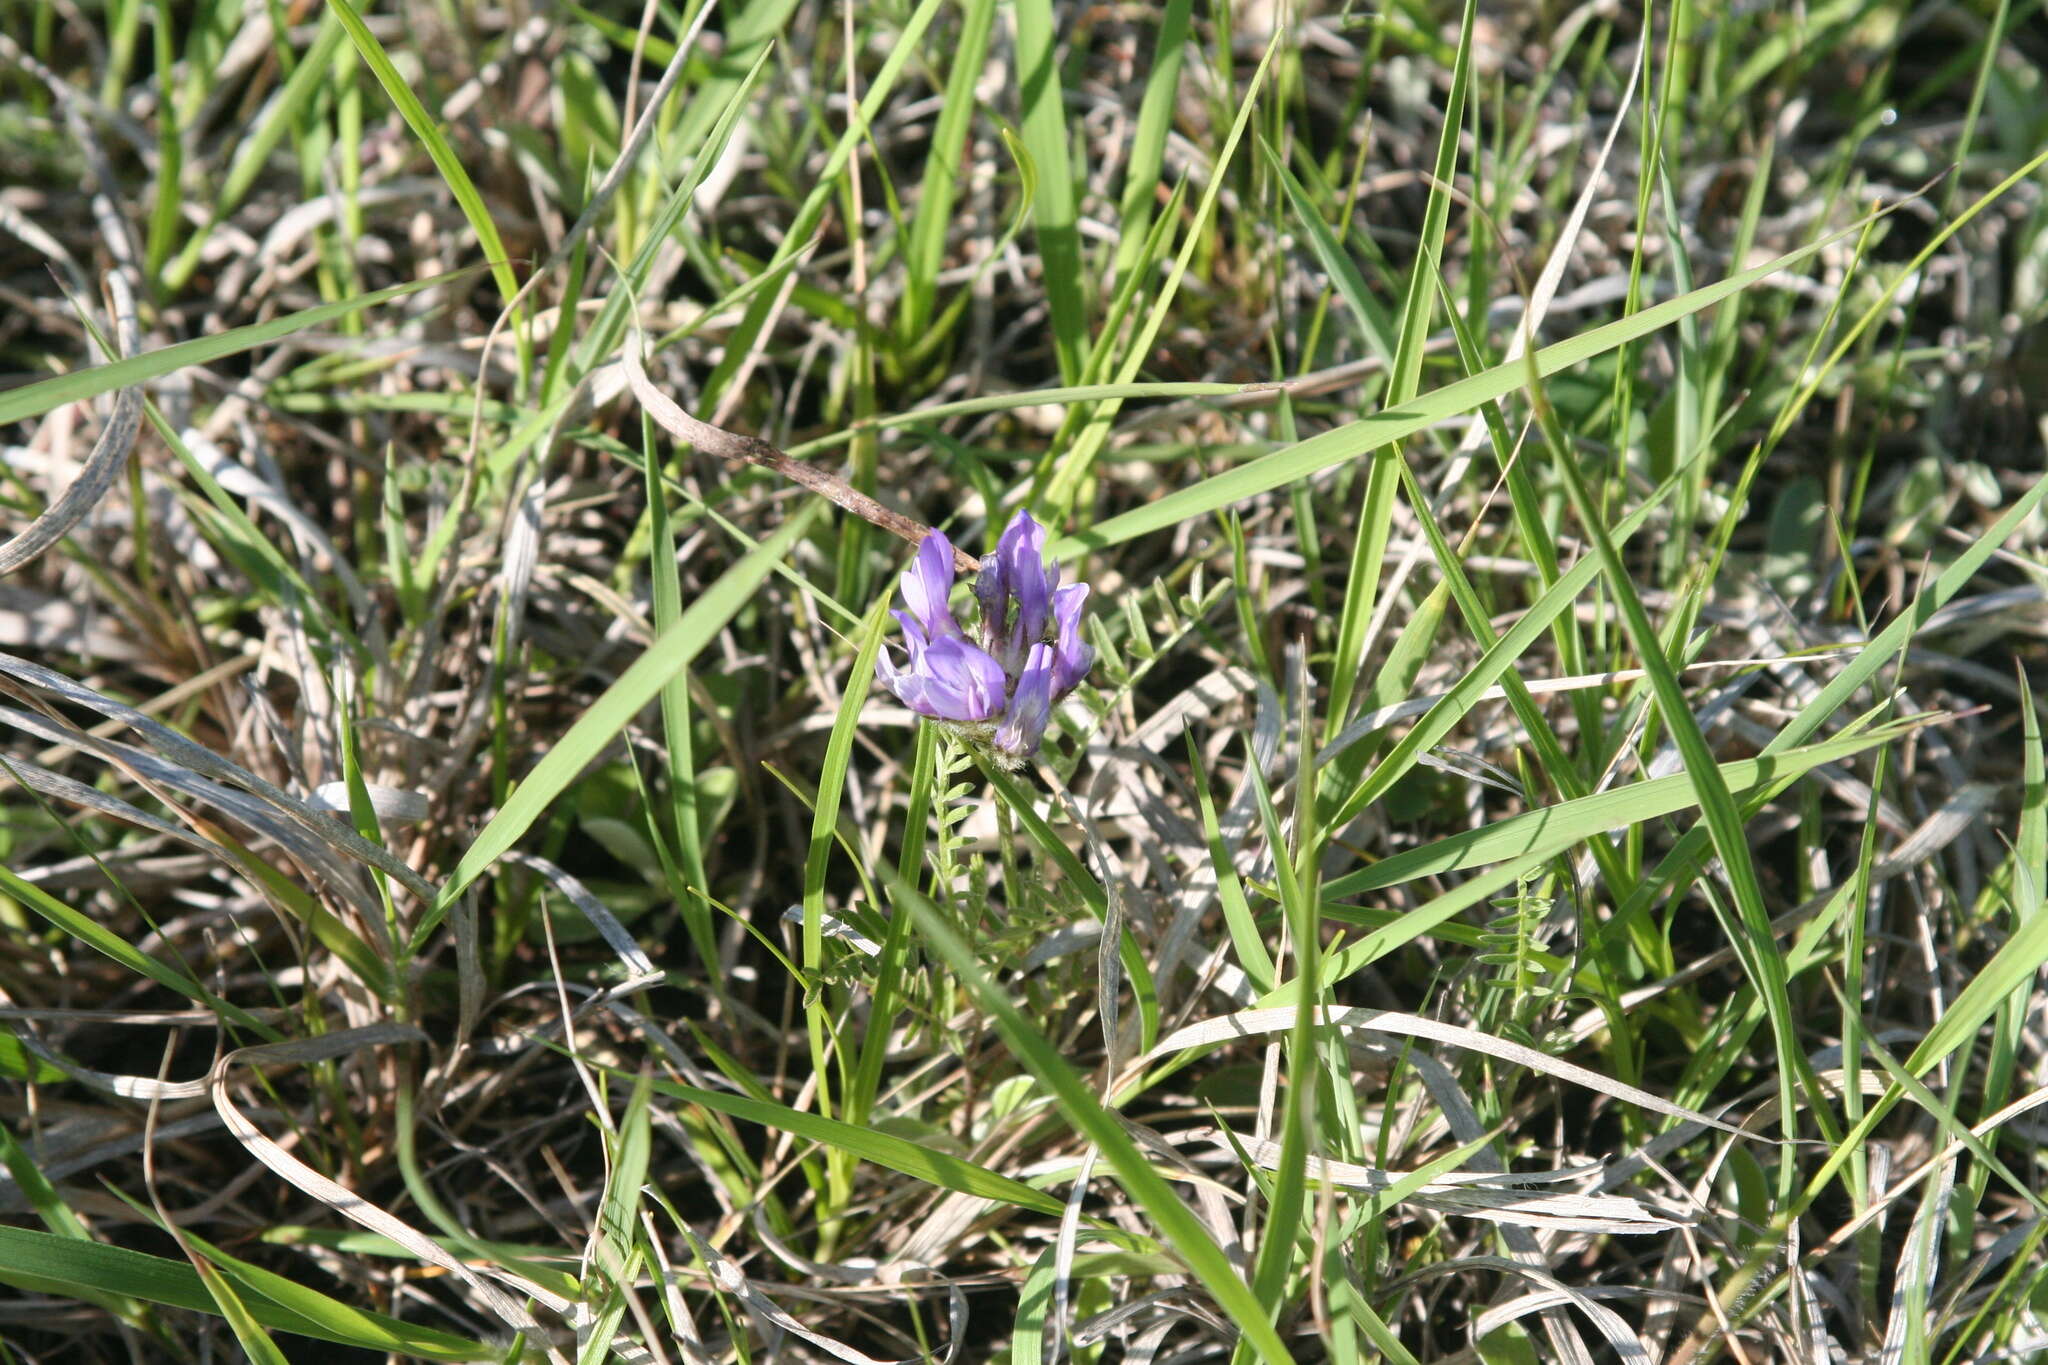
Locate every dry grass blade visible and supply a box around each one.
[0,753,233,855]
[1145,1007,1759,1139]
[1399,1256,1652,1364]
[306,781,430,823]
[207,1025,568,1342]
[505,849,661,988]
[683,1227,964,1365]
[0,652,433,903]
[1232,1135,1684,1234]
[0,275,142,575]
[0,701,386,922]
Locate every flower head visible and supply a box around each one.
[875,510,1094,765]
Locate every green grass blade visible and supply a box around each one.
[642,412,717,975]
[1037,31,1281,514]
[898,0,999,343]
[423,501,826,939]
[1109,0,1195,288]
[0,865,279,1039]
[323,0,521,314]
[1048,209,1881,561]
[0,268,483,427]
[161,13,348,293]
[800,591,892,1221]
[1012,0,1088,384]
[650,1077,1065,1218]
[1320,456,1690,831]
[0,1227,486,1359]
[697,0,947,409]
[1324,0,1474,737]
[1533,360,1824,1144]
[1614,473,2048,927]
[1323,724,1910,901]
[899,877,1296,1365]
[190,1256,291,1365]
[1303,725,1911,991]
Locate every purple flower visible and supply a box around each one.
[993,512,1055,670]
[876,511,1095,765]
[889,635,1008,722]
[996,644,1055,758]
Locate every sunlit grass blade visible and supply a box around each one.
[1109,0,1194,288]
[1323,727,1914,900]
[1318,451,1696,831]
[898,0,999,346]
[1532,355,1833,1144]
[1049,208,1885,561]
[0,1227,488,1360]
[1613,472,2048,929]
[1037,30,1282,514]
[0,268,483,427]
[800,592,892,1222]
[1323,0,1475,740]
[899,877,1295,1365]
[1301,723,1914,992]
[696,0,947,409]
[649,1076,1066,1218]
[423,502,826,940]
[160,13,349,294]
[1012,0,1088,384]
[323,0,521,320]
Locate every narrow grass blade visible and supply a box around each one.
[643,411,717,973]
[160,14,349,293]
[1324,0,1475,737]
[0,268,484,427]
[1615,473,2048,926]
[1050,210,1883,560]
[898,0,999,343]
[323,0,521,313]
[899,877,1296,1365]
[650,1078,1065,1218]
[1303,724,1913,989]
[0,865,279,1038]
[1324,722,1915,899]
[1109,0,1194,287]
[1012,0,1088,383]
[424,502,825,941]
[0,1227,487,1359]
[1534,354,1821,1142]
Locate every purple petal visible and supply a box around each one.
[876,609,930,700]
[996,643,1056,758]
[891,609,931,659]
[1050,583,1094,695]
[972,551,1007,640]
[996,510,1055,649]
[899,531,962,639]
[915,636,1008,721]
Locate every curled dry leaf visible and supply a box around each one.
[208,1023,571,1355]
[0,274,144,577]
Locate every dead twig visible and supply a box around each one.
[625,343,981,575]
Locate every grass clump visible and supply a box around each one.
[2,2,2047,1363]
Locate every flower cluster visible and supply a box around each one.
[875,510,1093,764]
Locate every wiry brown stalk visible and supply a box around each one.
[625,342,983,575]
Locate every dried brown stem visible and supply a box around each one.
[624,345,981,576]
